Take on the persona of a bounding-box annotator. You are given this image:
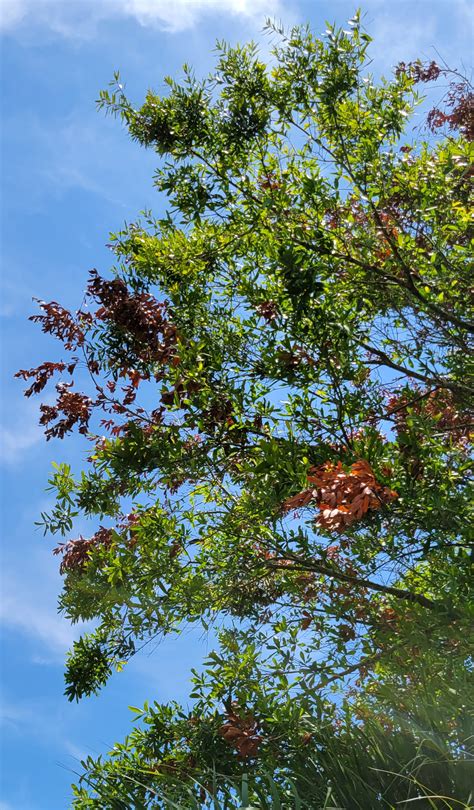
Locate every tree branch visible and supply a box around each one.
[265,555,444,613]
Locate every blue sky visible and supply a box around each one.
[0,0,472,807]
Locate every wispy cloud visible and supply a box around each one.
[123,0,285,32]
[0,390,48,464]
[0,576,82,657]
[0,699,87,772]
[33,117,134,207]
[0,422,43,463]
[0,0,285,36]
[63,738,89,764]
[2,108,155,214]
[358,0,472,72]
[0,533,92,660]
[366,13,436,69]
[0,0,27,29]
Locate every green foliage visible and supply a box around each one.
[69,635,474,807]
[19,11,474,807]
[65,628,134,701]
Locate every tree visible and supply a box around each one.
[17,13,473,808]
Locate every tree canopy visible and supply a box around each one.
[17,12,474,808]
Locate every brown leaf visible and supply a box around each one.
[281,488,315,513]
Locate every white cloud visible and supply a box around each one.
[0,699,87,770]
[2,108,155,212]
[0,578,81,656]
[367,13,437,72]
[0,397,44,464]
[0,0,27,28]
[0,536,92,660]
[0,701,39,731]
[0,421,43,463]
[126,0,285,31]
[33,116,133,206]
[0,0,285,35]
[358,0,472,72]
[63,738,89,764]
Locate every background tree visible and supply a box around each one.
[17,12,473,807]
